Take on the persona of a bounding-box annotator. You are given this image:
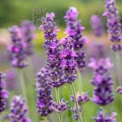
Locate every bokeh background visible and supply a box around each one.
[0,0,122,122]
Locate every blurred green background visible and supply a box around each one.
[0,0,122,30]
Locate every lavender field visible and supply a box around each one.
[0,0,122,122]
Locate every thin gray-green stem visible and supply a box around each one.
[0,115,2,122]
[114,52,122,86]
[71,83,82,122]
[17,69,30,118]
[78,70,85,122]
[54,88,62,122]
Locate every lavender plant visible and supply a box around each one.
[89,58,114,105]
[21,21,35,56]
[93,108,117,122]
[90,15,103,37]
[0,72,9,113]
[9,95,31,122]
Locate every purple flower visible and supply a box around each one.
[87,42,107,60]
[8,25,28,68]
[103,0,122,51]
[116,86,122,95]
[93,108,117,122]
[70,92,89,105]
[9,95,31,122]
[89,58,114,105]
[36,68,54,116]
[64,7,86,70]
[0,72,9,113]
[21,21,35,56]
[90,15,103,37]
[50,98,69,112]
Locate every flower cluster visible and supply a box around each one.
[93,108,117,122]
[89,58,114,105]
[9,26,28,68]
[64,7,86,71]
[116,86,122,95]
[70,92,89,120]
[36,68,54,116]
[9,95,31,122]
[103,0,122,51]
[0,72,9,113]
[21,21,35,56]
[90,15,103,37]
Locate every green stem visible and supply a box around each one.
[54,88,62,122]
[115,52,122,86]
[18,69,30,118]
[71,83,82,122]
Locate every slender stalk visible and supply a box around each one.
[0,115,2,122]
[54,88,62,122]
[115,52,122,86]
[18,69,30,118]
[71,83,82,122]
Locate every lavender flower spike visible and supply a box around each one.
[36,68,54,116]
[90,15,103,37]
[93,108,117,122]
[0,72,9,113]
[103,0,122,51]
[64,7,86,70]
[89,58,114,105]
[9,95,31,122]
[8,25,28,68]
[21,21,35,56]
[116,86,122,95]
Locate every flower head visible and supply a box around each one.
[0,72,9,113]
[9,95,31,122]
[89,58,114,105]
[8,25,27,68]
[93,108,117,122]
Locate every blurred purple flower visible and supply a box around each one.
[89,58,114,105]
[93,108,117,122]
[9,95,31,122]
[21,21,35,56]
[8,25,28,68]
[90,15,103,37]
[0,72,9,113]
[116,86,122,95]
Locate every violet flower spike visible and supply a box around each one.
[8,25,28,68]
[89,58,114,105]
[0,72,9,113]
[9,95,31,122]
[103,0,122,51]
[90,15,103,37]
[36,68,54,116]
[64,7,86,70]
[93,108,117,122]
[21,21,35,56]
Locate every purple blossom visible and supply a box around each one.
[21,21,35,56]
[70,92,89,105]
[89,58,114,105]
[36,68,54,116]
[9,95,31,122]
[116,86,122,95]
[90,15,103,37]
[103,0,122,51]
[8,25,28,68]
[0,72,9,113]
[64,7,86,70]
[50,98,69,112]
[93,108,117,122]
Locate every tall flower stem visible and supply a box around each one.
[115,52,122,86]
[71,83,82,122]
[54,88,62,122]
[17,69,30,118]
